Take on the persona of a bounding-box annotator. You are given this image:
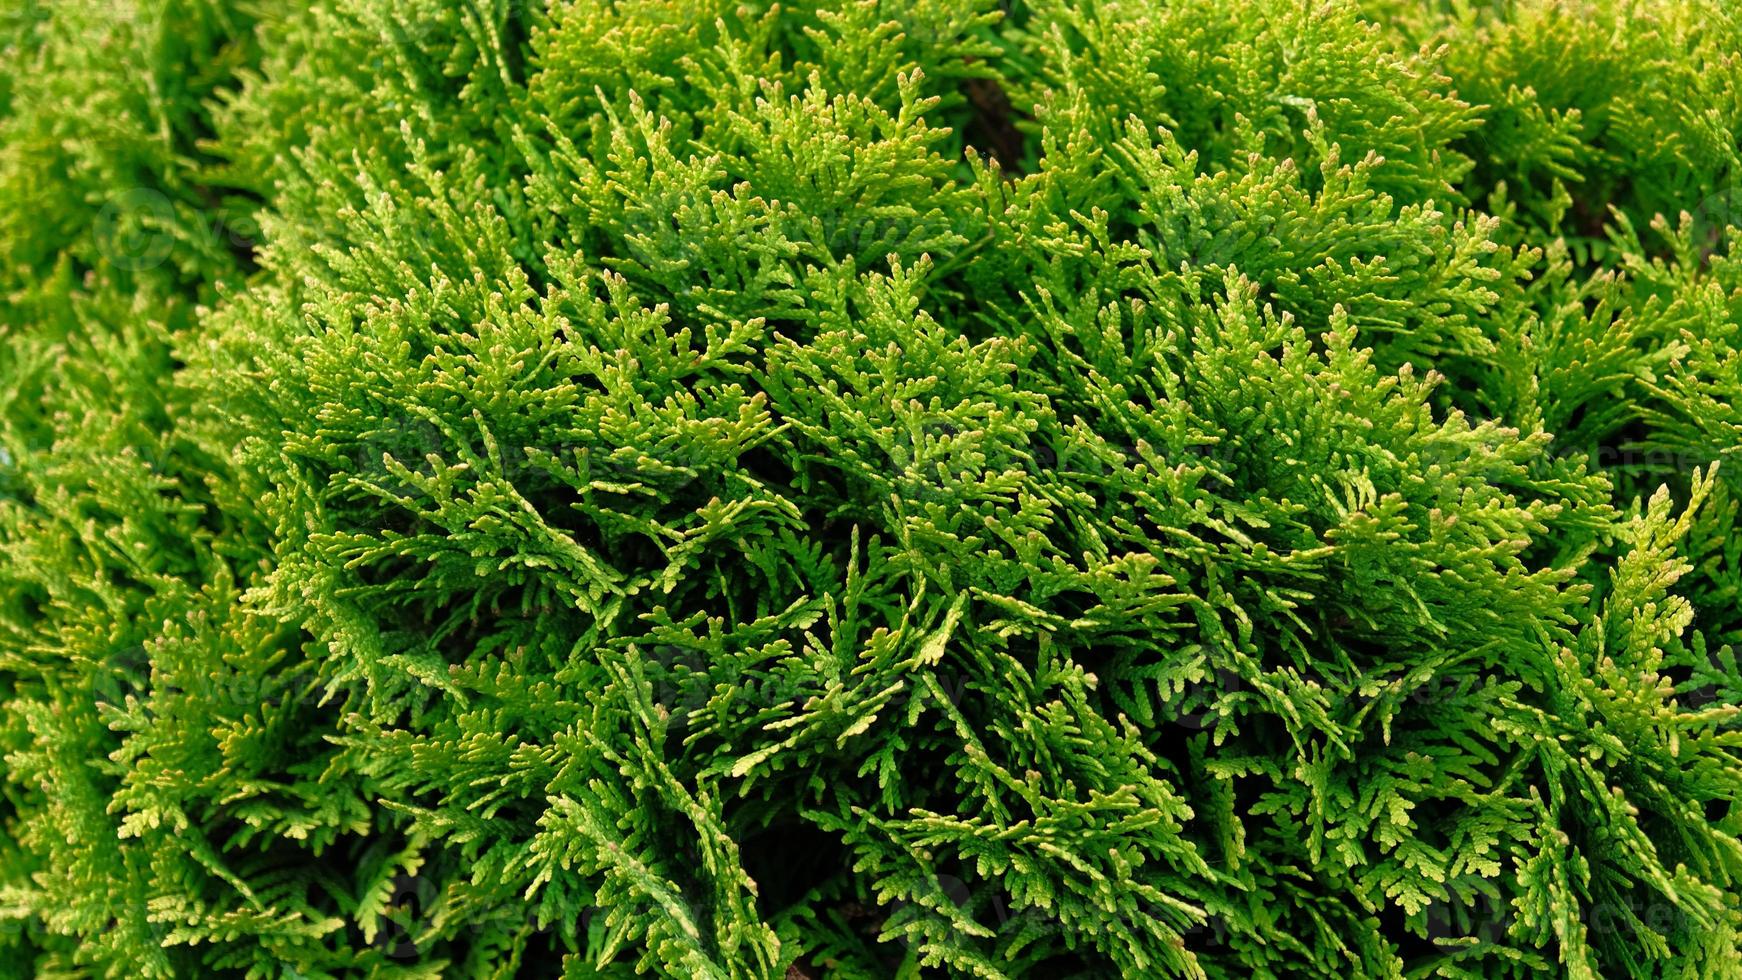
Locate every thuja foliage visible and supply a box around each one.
[2,0,1741,976]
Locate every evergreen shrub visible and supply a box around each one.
[2,1,1741,977]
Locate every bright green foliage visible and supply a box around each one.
[2,1,1741,977]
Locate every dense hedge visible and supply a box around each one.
[2,1,1741,977]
